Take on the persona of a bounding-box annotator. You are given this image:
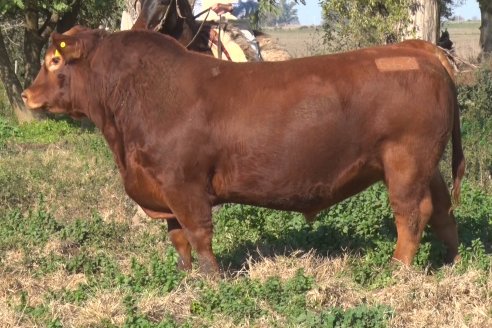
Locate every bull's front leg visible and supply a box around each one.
[164,185,219,274]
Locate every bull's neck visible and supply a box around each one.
[71,70,128,174]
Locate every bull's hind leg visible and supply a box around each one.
[165,187,219,274]
[139,208,193,270]
[167,219,193,270]
[428,170,459,263]
[384,152,435,265]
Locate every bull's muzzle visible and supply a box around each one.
[21,89,43,110]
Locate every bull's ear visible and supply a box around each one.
[51,33,83,62]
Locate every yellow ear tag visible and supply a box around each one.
[60,41,66,48]
[54,49,61,58]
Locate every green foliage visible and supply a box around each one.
[14,291,55,326]
[0,205,62,253]
[318,305,392,328]
[14,119,82,144]
[118,251,184,294]
[0,120,120,220]
[123,295,182,328]
[191,269,391,326]
[0,116,19,147]
[320,0,414,52]
[453,183,492,272]
[0,117,84,147]
[191,269,314,323]
[0,0,123,29]
[319,0,466,52]
[60,214,128,247]
[260,0,300,27]
[457,68,492,190]
[350,241,395,287]
[214,183,395,270]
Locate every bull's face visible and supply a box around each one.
[22,26,100,118]
[22,44,73,114]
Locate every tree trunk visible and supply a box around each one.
[23,0,45,88]
[0,28,39,122]
[479,0,492,60]
[408,0,440,43]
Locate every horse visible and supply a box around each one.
[131,0,291,61]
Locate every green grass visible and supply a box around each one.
[1,176,489,326]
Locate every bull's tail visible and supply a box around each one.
[451,99,465,206]
[431,42,464,203]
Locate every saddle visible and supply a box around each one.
[207,23,261,62]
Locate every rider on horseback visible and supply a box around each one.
[192,0,262,60]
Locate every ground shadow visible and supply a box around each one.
[215,209,490,273]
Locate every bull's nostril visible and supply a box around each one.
[21,91,28,103]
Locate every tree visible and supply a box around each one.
[478,0,492,59]
[261,0,300,27]
[0,0,123,122]
[408,0,464,44]
[320,0,463,52]
[321,0,415,52]
[408,0,440,44]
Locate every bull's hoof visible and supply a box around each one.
[177,258,192,271]
[444,252,460,265]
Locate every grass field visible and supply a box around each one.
[0,21,490,327]
[264,27,326,58]
[442,20,481,62]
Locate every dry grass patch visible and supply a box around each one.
[137,271,215,323]
[0,267,87,307]
[233,252,492,327]
[53,289,126,327]
[245,251,363,309]
[0,265,88,327]
[245,250,347,282]
[372,267,492,327]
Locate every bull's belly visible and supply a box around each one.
[212,159,383,213]
[122,167,172,215]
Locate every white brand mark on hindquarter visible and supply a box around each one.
[375,57,420,72]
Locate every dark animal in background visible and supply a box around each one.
[438,29,454,51]
[22,27,464,273]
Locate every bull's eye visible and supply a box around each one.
[51,57,61,65]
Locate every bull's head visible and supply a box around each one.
[22,26,104,117]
